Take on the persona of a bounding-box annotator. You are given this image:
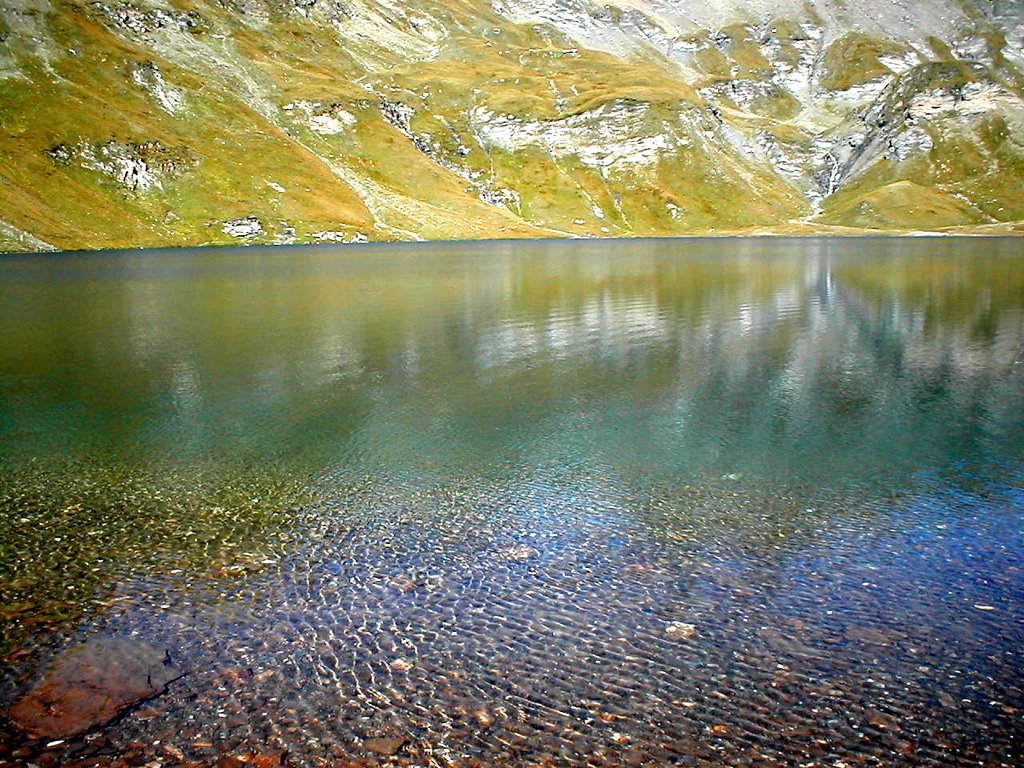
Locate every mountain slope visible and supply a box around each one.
[1,0,1023,251]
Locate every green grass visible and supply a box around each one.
[821,33,904,91]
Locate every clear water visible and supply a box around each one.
[1,237,1023,767]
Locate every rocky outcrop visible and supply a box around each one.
[130,60,184,114]
[47,140,199,192]
[0,220,56,252]
[379,99,521,211]
[222,216,265,238]
[92,2,204,36]
[471,100,681,172]
[285,99,357,134]
[816,62,1022,198]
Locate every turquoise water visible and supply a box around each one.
[1,237,1023,766]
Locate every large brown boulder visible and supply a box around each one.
[7,636,181,740]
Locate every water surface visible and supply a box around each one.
[1,238,1023,766]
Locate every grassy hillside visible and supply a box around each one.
[0,0,1022,251]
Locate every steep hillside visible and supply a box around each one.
[1,0,1023,251]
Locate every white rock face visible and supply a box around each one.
[309,112,354,134]
[492,0,972,59]
[48,140,196,192]
[114,157,158,191]
[0,0,61,78]
[890,127,933,161]
[878,51,919,75]
[0,219,57,252]
[130,61,184,114]
[908,83,1014,120]
[222,217,264,238]
[953,82,1016,116]
[310,230,369,243]
[287,101,358,134]
[298,0,447,64]
[472,101,680,170]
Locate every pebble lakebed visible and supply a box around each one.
[2,470,1023,768]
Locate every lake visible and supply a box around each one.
[1,237,1023,767]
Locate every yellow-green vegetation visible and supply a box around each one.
[719,24,774,77]
[820,180,981,230]
[0,0,1022,251]
[0,4,379,249]
[821,33,904,91]
[817,57,1024,230]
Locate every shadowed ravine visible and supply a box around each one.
[1,237,1023,766]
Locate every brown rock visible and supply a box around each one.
[6,636,181,740]
[845,626,892,646]
[363,737,407,756]
[160,744,187,761]
[247,754,286,768]
[473,708,496,727]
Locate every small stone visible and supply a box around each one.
[665,622,697,640]
[363,736,407,756]
[391,658,414,672]
[160,744,186,761]
[622,564,652,575]
[497,545,540,562]
[247,753,286,767]
[389,576,419,593]
[474,708,496,727]
[845,627,891,646]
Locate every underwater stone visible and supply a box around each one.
[363,736,407,755]
[7,636,181,740]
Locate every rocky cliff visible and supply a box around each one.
[1,0,1023,250]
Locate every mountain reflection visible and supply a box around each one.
[1,238,1022,491]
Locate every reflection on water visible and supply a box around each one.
[1,237,1023,766]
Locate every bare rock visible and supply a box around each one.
[363,736,407,756]
[665,622,697,640]
[222,217,264,238]
[46,140,198,191]
[496,544,540,562]
[7,636,181,740]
